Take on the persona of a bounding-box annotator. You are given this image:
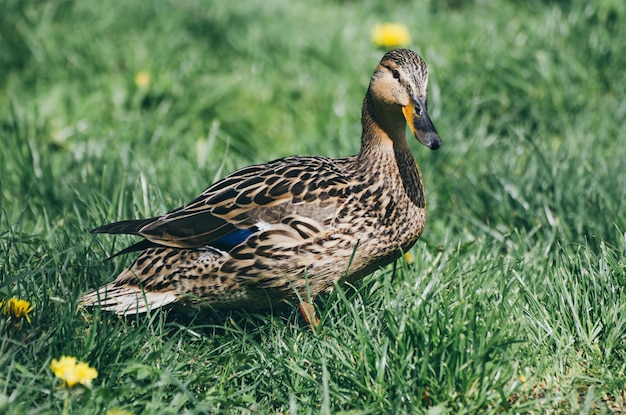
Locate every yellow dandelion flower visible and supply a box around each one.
[1,297,34,323]
[404,252,414,265]
[372,23,411,49]
[134,70,151,89]
[50,356,98,388]
[519,374,527,383]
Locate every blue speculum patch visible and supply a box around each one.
[210,228,255,251]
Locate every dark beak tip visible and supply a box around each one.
[429,137,442,150]
[419,132,441,150]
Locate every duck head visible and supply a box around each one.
[367,49,442,150]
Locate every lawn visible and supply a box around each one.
[1,0,625,413]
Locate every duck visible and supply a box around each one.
[81,49,441,325]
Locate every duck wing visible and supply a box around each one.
[92,156,352,252]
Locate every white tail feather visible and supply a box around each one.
[80,284,178,315]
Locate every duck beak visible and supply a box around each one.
[402,100,442,150]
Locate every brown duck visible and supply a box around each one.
[81,49,442,324]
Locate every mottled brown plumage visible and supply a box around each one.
[81,49,441,316]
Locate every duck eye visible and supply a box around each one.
[392,69,400,79]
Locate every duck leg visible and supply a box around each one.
[298,301,320,329]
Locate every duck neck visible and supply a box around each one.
[358,90,407,153]
[358,90,425,209]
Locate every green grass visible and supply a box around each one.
[1,0,625,413]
